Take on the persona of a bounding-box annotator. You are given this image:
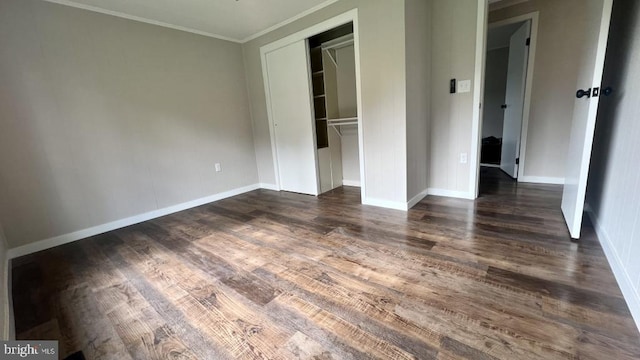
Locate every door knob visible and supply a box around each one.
[576,88,591,98]
[602,86,613,96]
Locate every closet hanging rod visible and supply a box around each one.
[321,38,354,51]
[327,117,358,126]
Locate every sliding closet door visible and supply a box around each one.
[265,40,319,195]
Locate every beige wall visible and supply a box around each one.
[0,0,257,248]
[335,46,360,184]
[243,0,408,205]
[490,0,587,180]
[429,0,479,193]
[587,0,640,330]
[336,46,358,118]
[483,47,509,139]
[405,0,432,200]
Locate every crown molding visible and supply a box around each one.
[241,0,341,43]
[41,0,242,43]
[41,0,342,44]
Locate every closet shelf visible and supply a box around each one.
[327,117,358,126]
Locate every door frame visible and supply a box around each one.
[260,9,366,201]
[471,11,539,196]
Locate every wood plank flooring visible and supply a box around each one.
[12,167,640,359]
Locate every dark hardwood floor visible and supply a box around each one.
[12,167,640,359]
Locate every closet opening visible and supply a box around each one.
[308,23,361,194]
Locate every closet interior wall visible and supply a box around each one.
[310,29,359,194]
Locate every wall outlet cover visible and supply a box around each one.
[458,80,471,93]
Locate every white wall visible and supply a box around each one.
[405,0,432,202]
[429,0,479,195]
[336,46,358,118]
[243,0,408,207]
[0,0,258,249]
[482,47,509,139]
[490,0,588,180]
[586,0,640,331]
[335,45,361,185]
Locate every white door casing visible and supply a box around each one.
[500,21,531,178]
[561,0,613,239]
[264,40,319,196]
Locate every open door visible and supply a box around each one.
[265,40,319,196]
[562,0,613,239]
[500,21,531,178]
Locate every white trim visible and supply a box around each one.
[259,183,280,191]
[586,207,640,333]
[473,11,540,196]
[241,0,341,43]
[489,0,529,11]
[260,9,367,204]
[480,163,501,168]
[518,176,564,185]
[0,225,9,340]
[7,184,261,259]
[41,0,241,43]
[469,0,489,199]
[362,198,407,212]
[427,188,476,200]
[342,180,361,187]
[407,189,429,210]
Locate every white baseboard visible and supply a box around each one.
[518,176,565,185]
[362,197,408,211]
[480,163,500,168]
[586,206,640,333]
[0,226,11,340]
[2,256,8,340]
[259,183,279,191]
[407,188,429,209]
[342,180,361,187]
[7,183,261,259]
[427,188,475,200]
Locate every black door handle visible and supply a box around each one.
[603,86,613,96]
[576,88,591,98]
[501,104,507,109]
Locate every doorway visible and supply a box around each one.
[479,13,537,193]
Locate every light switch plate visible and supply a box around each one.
[458,80,471,93]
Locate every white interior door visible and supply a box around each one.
[562,0,613,239]
[500,21,531,178]
[265,40,319,195]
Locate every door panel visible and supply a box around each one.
[500,21,531,178]
[562,0,613,239]
[265,40,319,195]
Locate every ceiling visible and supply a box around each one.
[43,0,338,43]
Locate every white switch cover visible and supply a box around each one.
[458,80,471,93]
[460,153,468,164]
[215,163,222,172]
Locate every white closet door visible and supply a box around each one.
[265,40,319,195]
[561,0,613,238]
[500,21,530,178]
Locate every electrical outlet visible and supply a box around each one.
[215,163,222,172]
[458,80,471,93]
[460,153,468,164]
